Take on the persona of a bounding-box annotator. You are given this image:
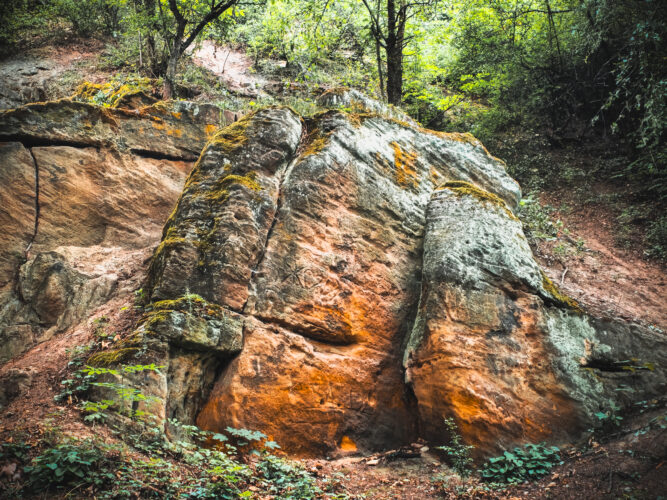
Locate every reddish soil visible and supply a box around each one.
[307,408,667,499]
[0,247,147,442]
[536,188,666,329]
[31,38,105,70]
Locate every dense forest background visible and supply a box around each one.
[2,0,665,259]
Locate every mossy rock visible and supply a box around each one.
[151,293,231,321]
[541,271,582,312]
[87,347,140,367]
[439,180,519,221]
[139,294,243,354]
[72,77,156,108]
[207,112,254,155]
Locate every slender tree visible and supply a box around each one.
[156,0,244,98]
[360,0,440,104]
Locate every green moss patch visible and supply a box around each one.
[151,294,228,321]
[72,77,155,108]
[301,125,333,157]
[208,113,253,155]
[541,271,582,312]
[152,236,197,262]
[87,348,140,367]
[203,172,262,204]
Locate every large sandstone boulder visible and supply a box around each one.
[403,183,667,455]
[3,90,664,459]
[131,93,665,456]
[0,98,227,362]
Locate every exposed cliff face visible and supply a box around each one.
[0,98,226,363]
[1,92,665,458]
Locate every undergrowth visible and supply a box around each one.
[0,421,334,499]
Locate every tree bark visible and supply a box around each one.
[373,0,385,101]
[386,42,403,105]
[384,0,405,105]
[375,36,385,100]
[163,48,180,99]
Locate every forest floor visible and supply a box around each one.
[1,40,665,498]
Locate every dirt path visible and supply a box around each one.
[307,455,444,499]
[0,39,107,109]
[191,40,267,97]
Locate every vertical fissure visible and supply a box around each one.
[25,147,40,257]
[241,149,303,314]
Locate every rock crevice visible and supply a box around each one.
[0,98,226,362]
[24,147,40,257]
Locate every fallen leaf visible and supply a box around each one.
[0,463,17,478]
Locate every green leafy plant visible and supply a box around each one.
[594,400,624,428]
[23,438,116,493]
[80,363,164,422]
[436,417,474,476]
[481,443,561,484]
[257,455,320,499]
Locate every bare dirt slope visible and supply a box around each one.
[537,189,666,329]
[191,40,268,97]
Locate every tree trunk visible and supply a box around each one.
[163,47,180,99]
[375,37,385,101]
[384,0,402,105]
[386,43,403,105]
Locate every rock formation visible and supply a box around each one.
[1,90,665,457]
[0,98,227,362]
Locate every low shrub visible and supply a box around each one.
[480,443,561,484]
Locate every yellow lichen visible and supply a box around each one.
[541,271,582,312]
[390,141,419,189]
[320,86,349,98]
[205,123,218,138]
[346,113,363,128]
[430,167,442,185]
[150,100,170,113]
[302,127,332,157]
[153,294,207,312]
[141,294,228,337]
[439,180,518,221]
[336,108,504,166]
[203,172,262,204]
[209,113,254,154]
[142,310,174,335]
[71,77,154,108]
[152,236,198,263]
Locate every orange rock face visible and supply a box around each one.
[406,288,584,456]
[0,142,35,288]
[198,317,417,454]
[144,102,665,457]
[403,187,666,456]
